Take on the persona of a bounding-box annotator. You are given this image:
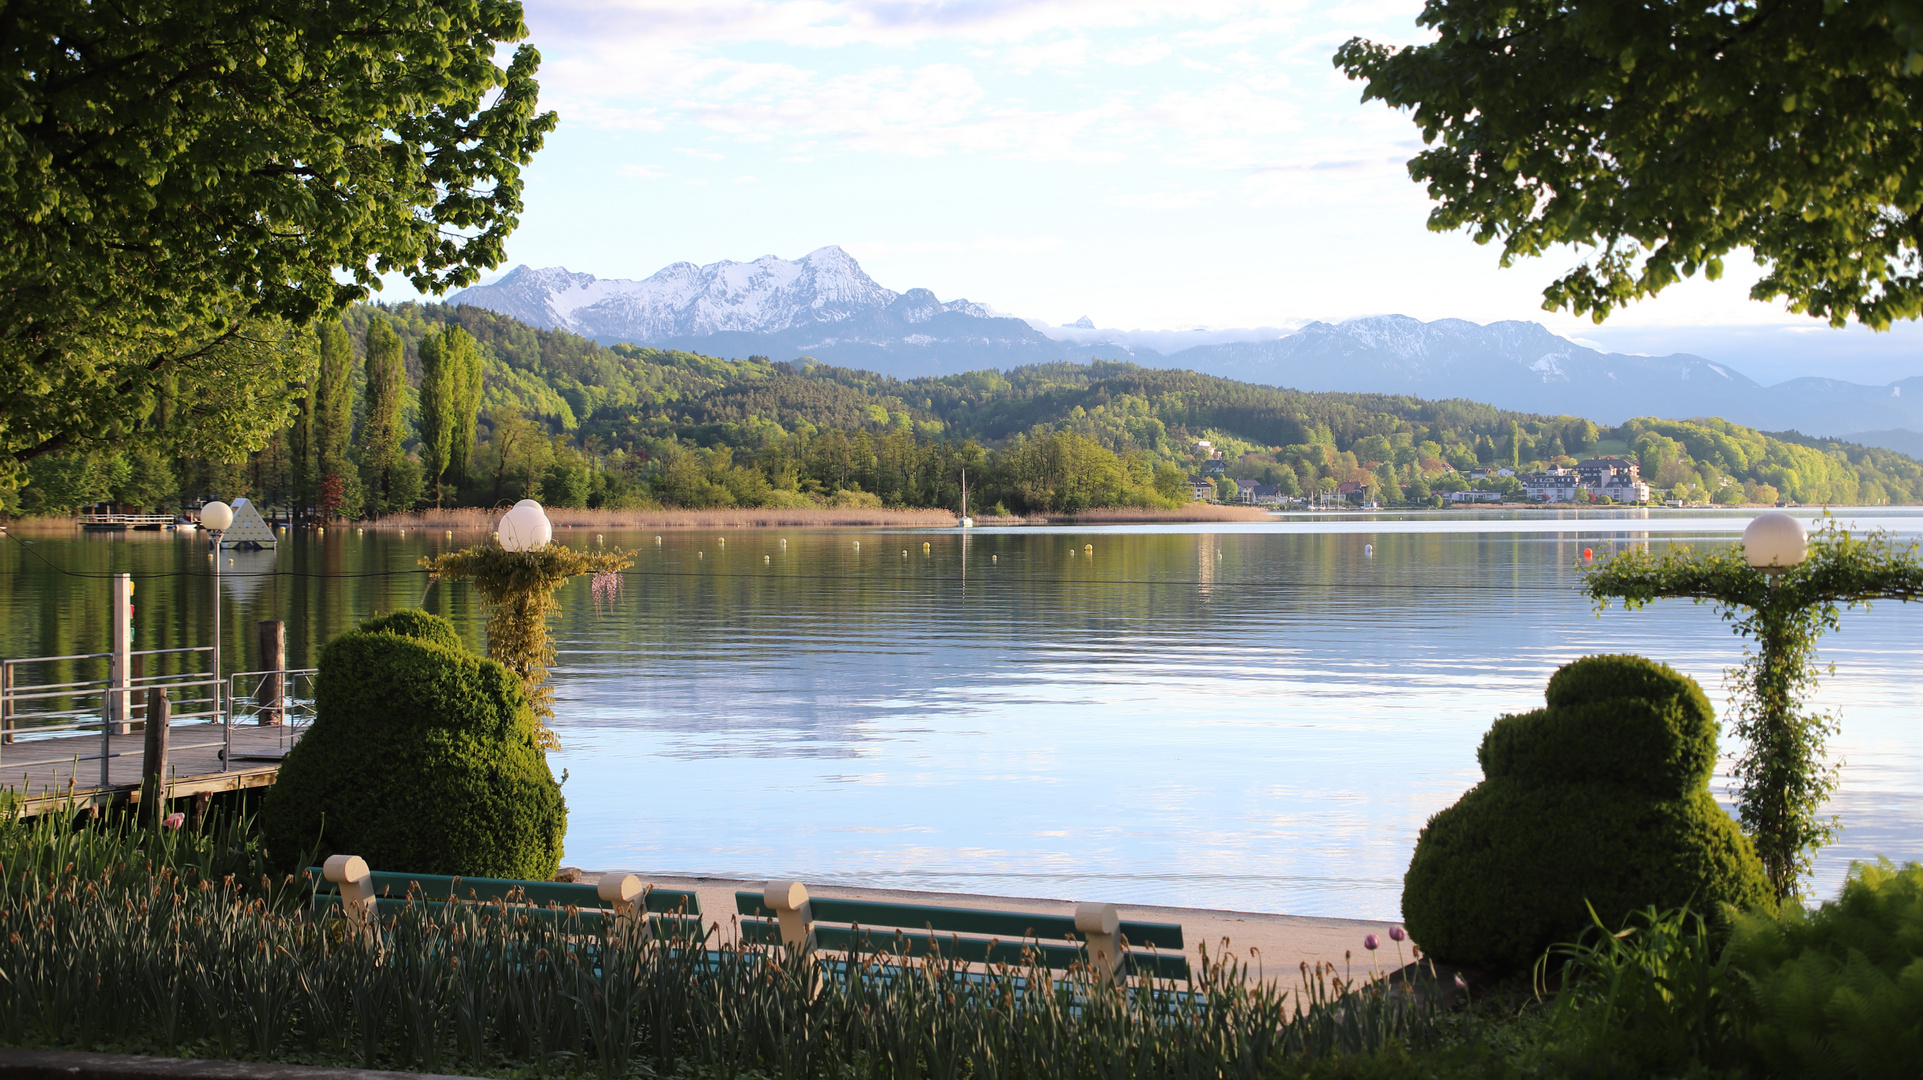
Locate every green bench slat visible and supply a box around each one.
[305,868,701,925]
[310,893,708,941]
[734,892,1189,979]
[733,892,1183,950]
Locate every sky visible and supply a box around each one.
[411,0,1923,387]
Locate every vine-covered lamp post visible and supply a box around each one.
[421,501,631,748]
[1584,513,1923,899]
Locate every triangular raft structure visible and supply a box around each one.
[220,498,278,549]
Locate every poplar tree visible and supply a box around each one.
[359,319,406,514]
[311,322,357,519]
[419,325,482,507]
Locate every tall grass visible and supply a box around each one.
[0,836,1443,1077]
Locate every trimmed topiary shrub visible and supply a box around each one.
[261,610,566,879]
[1402,654,1770,972]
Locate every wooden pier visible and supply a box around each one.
[0,724,302,818]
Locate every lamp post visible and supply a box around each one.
[1586,511,1923,896]
[1744,511,1808,580]
[497,499,552,552]
[201,501,233,738]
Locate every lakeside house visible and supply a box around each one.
[1187,475,1217,501]
[1522,467,1584,503]
[1510,458,1653,504]
[1575,456,1653,503]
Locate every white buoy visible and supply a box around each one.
[655,535,662,545]
[698,551,704,559]
[1365,544,1374,557]
[991,554,997,563]
[765,555,770,563]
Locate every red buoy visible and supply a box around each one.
[1582,548,1594,559]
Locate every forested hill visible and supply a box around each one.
[9,301,1923,518]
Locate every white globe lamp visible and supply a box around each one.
[1744,512,1807,575]
[201,501,234,531]
[498,501,552,552]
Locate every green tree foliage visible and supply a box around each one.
[1585,523,1923,895]
[260,610,566,879]
[1336,1,1923,328]
[358,319,408,514]
[418,326,481,507]
[0,1,555,484]
[15,300,1923,518]
[1402,655,1771,971]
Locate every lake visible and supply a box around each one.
[3,508,1919,919]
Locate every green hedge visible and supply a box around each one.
[1403,655,1770,971]
[261,611,566,879]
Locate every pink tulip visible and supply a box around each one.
[1388,925,1406,942]
[161,812,185,830]
[1363,934,1380,951]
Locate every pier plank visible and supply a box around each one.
[0,724,300,816]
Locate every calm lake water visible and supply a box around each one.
[3,509,1919,919]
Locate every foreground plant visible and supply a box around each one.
[1584,520,1923,897]
[0,856,1446,1078]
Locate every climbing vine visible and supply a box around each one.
[1583,521,1923,898]
[421,542,632,748]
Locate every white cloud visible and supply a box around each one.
[528,1,1308,50]
[674,147,727,160]
[1111,189,1219,209]
[1003,37,1091,73]
[847,235,1066,258]
[618,164,667,178]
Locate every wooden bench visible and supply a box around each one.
[735,881,1189,980]
[307,855,706,942]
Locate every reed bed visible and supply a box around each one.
[1049,506,1273,524]
[0,808,1443,1079]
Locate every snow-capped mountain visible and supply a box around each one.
[449,246,991,342]
[445,249,1922,440]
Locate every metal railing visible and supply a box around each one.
[0,648,313,790]
[226,669,319,758]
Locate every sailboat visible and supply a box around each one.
[959,467,974,528]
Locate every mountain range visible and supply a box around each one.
[447,247,1923,445]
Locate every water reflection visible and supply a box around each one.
[2,508,1919,917]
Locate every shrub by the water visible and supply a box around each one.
[261,610,565,878]
[1403,654,1770,972]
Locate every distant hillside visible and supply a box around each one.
[11,301,1920,518]
[337,302,1923,509]
[447,249,1923,439]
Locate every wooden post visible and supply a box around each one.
[142,688,170,828]
[256,620,285,725]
